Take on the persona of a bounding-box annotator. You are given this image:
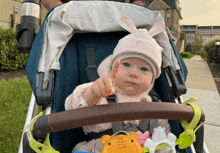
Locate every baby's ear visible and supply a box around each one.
[119,16,138,34]
[148,21,165,37]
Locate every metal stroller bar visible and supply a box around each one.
[18,92,38,153]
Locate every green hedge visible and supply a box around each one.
[201,36,220,62]
[0,27,29,71]
[185,43,193,53]
[180,51,195,59]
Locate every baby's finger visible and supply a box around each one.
[110,86,115,95]
[96,79,107,97]
[109,60,120,82]
[103,77,112,95]
[92,82,102,98]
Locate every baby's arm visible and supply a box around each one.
[83,60,121,106]
[82,86,103,106]
[65,82,100,110]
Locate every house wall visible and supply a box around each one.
[148,0,181,39]
[181,25,220,44]
[172,9,180,39]
[0,0,48,32]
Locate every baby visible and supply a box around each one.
[65,16,171,152]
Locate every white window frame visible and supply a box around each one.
[167,13,170,21]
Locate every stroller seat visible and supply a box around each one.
[18,1,205,153]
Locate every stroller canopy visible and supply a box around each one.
[38,1,179,88]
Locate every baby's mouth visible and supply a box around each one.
[124,81,138,86]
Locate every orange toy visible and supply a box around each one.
[101,132,144,153]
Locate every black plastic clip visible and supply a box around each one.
[106,94,117,104]
[35,70,55,110]
[164,66,187,97]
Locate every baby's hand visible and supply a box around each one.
[91,60,121,98]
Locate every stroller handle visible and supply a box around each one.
[33,102,205,136]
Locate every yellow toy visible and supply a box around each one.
[101,132,144,153]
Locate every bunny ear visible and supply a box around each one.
[119,16,138,34]
[148,21,165,37]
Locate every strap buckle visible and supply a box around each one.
[106,94,117,104]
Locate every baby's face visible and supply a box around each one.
[114,57,154,95]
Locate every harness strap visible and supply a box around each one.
[85,48,99,82]
[106,94,159,135]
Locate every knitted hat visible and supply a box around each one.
[98,16,165,81]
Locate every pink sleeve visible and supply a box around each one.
[65,82,94,110]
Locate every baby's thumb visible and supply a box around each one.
[111,86,115,95]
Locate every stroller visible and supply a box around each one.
[16,1,208,153]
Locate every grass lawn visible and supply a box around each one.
[0,76,32,153]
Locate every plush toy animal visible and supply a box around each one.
[101,132,144,153]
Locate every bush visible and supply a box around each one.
[185,43,193,53]
[0,27,29,71]
[180,51,195,59]
[201,35,220,62]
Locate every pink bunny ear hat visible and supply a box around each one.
[98,16,165,82]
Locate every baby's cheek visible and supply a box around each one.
[115,78,123,86]
[140,81,152,91]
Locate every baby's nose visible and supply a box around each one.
[128,68,139,78]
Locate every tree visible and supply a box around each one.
[193,36,203,55]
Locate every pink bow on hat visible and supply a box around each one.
[137,131,150,147]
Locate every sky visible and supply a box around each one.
[179,0,220,26]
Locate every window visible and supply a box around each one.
[156,4,160,8]
[202,37,211,42]
[167,13,170,21]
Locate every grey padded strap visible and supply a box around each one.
[149,119,159,135]
[106,93,159,134]
[112,122,124,134]
[86,48,96,66]
[123,123,139,133]
[137,119,150,132]
[85,48,99,82]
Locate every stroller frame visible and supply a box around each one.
[16,1,209,153]
[18,92,210,153]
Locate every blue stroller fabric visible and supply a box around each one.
[26,4,189,153]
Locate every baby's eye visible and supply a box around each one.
[123,63,130,67]
[140,67,148,71]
